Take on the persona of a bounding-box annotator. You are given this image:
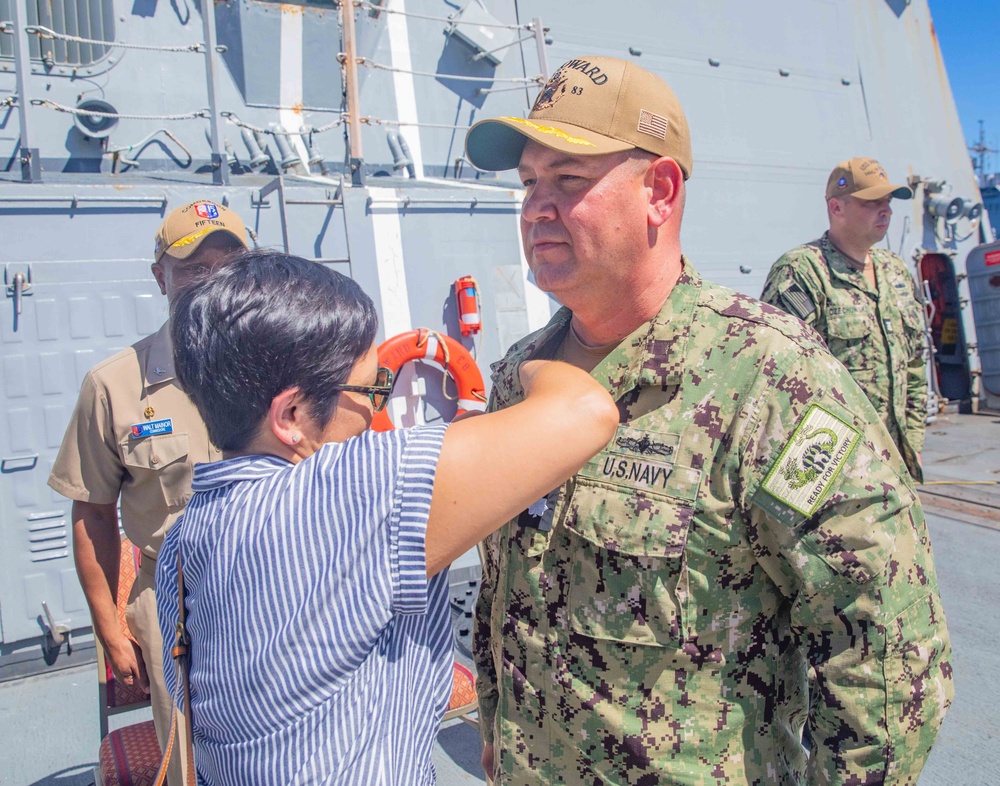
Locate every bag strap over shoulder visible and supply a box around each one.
[153,550,197,786]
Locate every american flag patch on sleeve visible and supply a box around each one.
[637,109,669,139]
[779,281,817,322]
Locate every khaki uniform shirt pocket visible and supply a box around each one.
[119,433,193,509]
[563,478,694,648]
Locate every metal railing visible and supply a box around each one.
[0,0,225,183]
[0,0,550,186]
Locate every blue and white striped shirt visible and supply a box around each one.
[156,425,451,786]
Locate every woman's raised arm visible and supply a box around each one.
[425,360,618,577]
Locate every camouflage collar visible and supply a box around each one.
[491,258,700,404]
[819,232,879,292]
[636,257,702,393]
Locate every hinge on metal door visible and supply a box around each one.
[4,264,33,332]
[41,601,72,653]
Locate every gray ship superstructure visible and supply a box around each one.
[0,0,993,684]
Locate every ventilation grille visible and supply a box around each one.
[28,511,69,563]
[0,0,115,66]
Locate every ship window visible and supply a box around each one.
[0,0,115,67]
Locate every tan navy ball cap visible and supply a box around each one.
[825,157,912,201]
[153,200,248,263]
[465,55,693,178]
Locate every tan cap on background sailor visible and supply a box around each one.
[154,200,248,262]
[465,55,692,177]
[825,157,913,201]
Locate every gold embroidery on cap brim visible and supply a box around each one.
[500,117,596,147]
[170,228,212,249]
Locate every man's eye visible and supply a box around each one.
[520,178,535,187]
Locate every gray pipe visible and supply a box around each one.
[273,126,302,172]
[397,132,416,179]
[301,130,334,177]
[241,127,269,170]
[386,130,415,178]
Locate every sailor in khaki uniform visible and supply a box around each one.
[464,57,952,785]
[762,159,927,481]
[49,201,247,784]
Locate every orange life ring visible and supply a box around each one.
[371,328,487,432]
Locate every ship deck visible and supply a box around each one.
[1,411,998,786]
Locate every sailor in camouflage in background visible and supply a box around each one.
[464,56,952,785]
[762,158,927,481]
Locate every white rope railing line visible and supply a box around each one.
[31,99,208,121]
[307,118,347,134]
[477,84,539,95]
[354,1,532,31]
[349,55,543,84]
[225,111,467,134]
[24,24,204,53]
[359,116,471,131]
[222,111,346,136]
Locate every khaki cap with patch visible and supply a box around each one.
[825,157,912,201]
[153,200,248,263]
[465,55,692,178]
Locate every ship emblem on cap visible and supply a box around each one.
[194,202,220,220]
[532,68,569,112]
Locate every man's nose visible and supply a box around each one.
[521,183,557,223]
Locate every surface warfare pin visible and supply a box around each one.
[131,417,173,439]
[518,489,560,532]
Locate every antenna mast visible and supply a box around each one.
[969,120,997,182]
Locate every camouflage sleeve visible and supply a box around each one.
[904,276,928,454]
[473,387,503,748]
[473,531,500,747]
[761,255,821,326]
[741,350,952,784]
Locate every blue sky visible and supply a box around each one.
[927,1,1000,176]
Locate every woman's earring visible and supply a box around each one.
[291,435,300,444]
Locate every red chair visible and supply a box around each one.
[443,549,483,728]
[94,538,164,786]
[444,662,479,726]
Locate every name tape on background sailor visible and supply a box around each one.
[131,418,174,439]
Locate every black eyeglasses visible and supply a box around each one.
[330,366,394,411]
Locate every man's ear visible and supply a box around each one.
[648,157,684,228]
[151,261,167,296]
[267,387,306,447]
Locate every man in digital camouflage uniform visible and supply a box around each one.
[49,201,247,784]
[464,56,952,786]
[761,158,927,482]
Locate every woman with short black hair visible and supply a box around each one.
[156,250,618,786]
